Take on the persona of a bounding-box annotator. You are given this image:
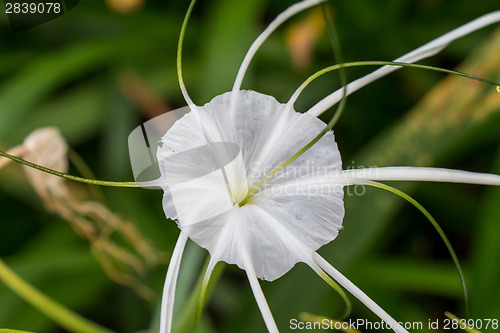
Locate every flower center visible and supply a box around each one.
[232,184,250,207]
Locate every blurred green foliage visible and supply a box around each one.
[1,0,500,332]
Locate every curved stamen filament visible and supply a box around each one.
[312,265,352,320]
[288,61,499,108]
[0,150,139,188]
[177,0,198,110]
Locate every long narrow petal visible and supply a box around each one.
[160,231,189,333]
[232,0,325,92]
[307,11,500,117]
[192,219,235,332]
[340,167,500,185]
[246,271,279,333]
[243,247,279,332]
[313,253,409,333]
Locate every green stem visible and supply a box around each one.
[0,258,114,333]
[296,61,499,97]
[444,312,482,333]
[67,147,107,202]
[173,261,225,333]
[317,269,352,320]
[191,271,210,333]
[0,150,138,188]
[177,0,197,104]
[321,2,348,128]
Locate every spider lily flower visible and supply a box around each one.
[141,1,500,332]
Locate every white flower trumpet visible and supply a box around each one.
[150,1,500,332]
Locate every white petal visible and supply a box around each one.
[243,247,279,333]
[160,231,188,333]
[306,11,500,117]
[340,167,500,185]
[232,0,325,93]
[158,90,345,281]
[313,253,409,333]
[206,91,343,186]
[181,195,341,281]
[159,90,342,187]
[158,110,245,224]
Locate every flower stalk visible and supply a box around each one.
[0,258,113,333]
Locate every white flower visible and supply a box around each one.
[152,1,500,332]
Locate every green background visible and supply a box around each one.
[1,0,500,332]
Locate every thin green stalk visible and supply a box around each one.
[0,258,114,333]
[187,256,211,333]
[67,147,106,202]
[173,261,225,333]
[297,61,500,97]
[190,287,206,333]
[321,1,348,128]
[367,181,469,316]
[444,312,482,333]
[0,150,138,188]
[191,271,210,333]
[317,269,352,320]
[177,0,197,105]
